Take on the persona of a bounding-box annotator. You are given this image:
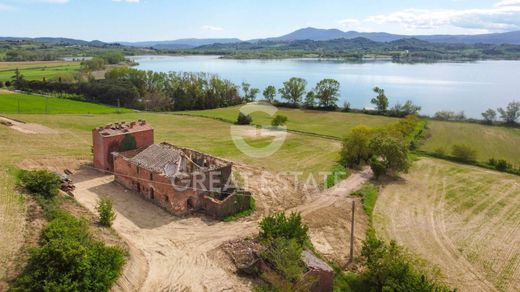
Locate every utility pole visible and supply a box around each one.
[349,200,355,263]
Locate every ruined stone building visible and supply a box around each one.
[92,121,252,219]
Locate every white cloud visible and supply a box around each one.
[201,25,224,32]
[338,1,520,33]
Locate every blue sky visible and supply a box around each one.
[0,0,519,42]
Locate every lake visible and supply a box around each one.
[132,55,520,118]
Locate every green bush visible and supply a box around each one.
[326,164,348,188]
[17,169,61,199]
[451,144,477,162]
[359,234,452,292]
[271,115,288,127]
[260,238,304,283]
[12,212,125,291]
[495,159,511,171]
[0,80,4,88]
[353,183,379,223]
[236,112,252,125]
[96,198,117,227]
[369,158,386,179]
[259,212,309,247]
[434,147,447,156]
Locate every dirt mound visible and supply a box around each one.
[0,116,59,134]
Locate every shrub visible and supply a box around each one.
[359,234,452,292]
[17,169,61,199]
[5,80,11,87]
[369,158,387,179]
[12,212,125,291]
[352,183,379,222]
[96,198,116,227]
[495,159,511,171]
[271,115,288,127]
[0,80,4,88]
[259,212,309,247]
[434,147,447,156]
[260,238,304,283]
[451,144,477,162]
[326,164,348,188]
[236,112,252,125]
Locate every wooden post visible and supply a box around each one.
[349,200,355,262]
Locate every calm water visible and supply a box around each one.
[132,55,520,118]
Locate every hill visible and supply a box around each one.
[261,27,520,45]
[121,38,242,49]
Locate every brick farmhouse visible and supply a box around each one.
[92,120,252,219]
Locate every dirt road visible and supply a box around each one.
[71,166,372,291]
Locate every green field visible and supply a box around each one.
[183,106,520,166]
[0,91,132,114]
[183,106,397,139]
[0,61,80,82]
[423,120,520,166]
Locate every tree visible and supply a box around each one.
[263,85,277,102]
[391,100,421,117]
[371,86,389,112]
[271,115,288,127]
[241,82,259,102]
[481,108,497,124]
[369,133,409,175]
[341,125,374,167]
[96,198,116,227]
[314,78,340,108]
[278,77,306,106]
[12,68,24,83]
[497,101,520,124]
[303,91,316,108]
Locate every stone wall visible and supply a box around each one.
[202,190,253,219]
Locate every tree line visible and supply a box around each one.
[13,67,243,111]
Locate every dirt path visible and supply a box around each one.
[295,168,372,266]
[374,158,520,292]
[0,116,59,134]
[71,165,371,291]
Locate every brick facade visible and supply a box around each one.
[92,120,154,172]
[93,121,252,219]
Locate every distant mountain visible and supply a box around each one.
[258,27,520,45]
[121,38,242,49]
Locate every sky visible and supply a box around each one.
[0,0,520,42]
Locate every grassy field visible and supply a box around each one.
[423,120,520,166]
[183,106,520,166]
[374,158,520,291]
[183,106,397,139]
[0,111,341,283]
[0,61,80,82]
[0,91,132,114]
